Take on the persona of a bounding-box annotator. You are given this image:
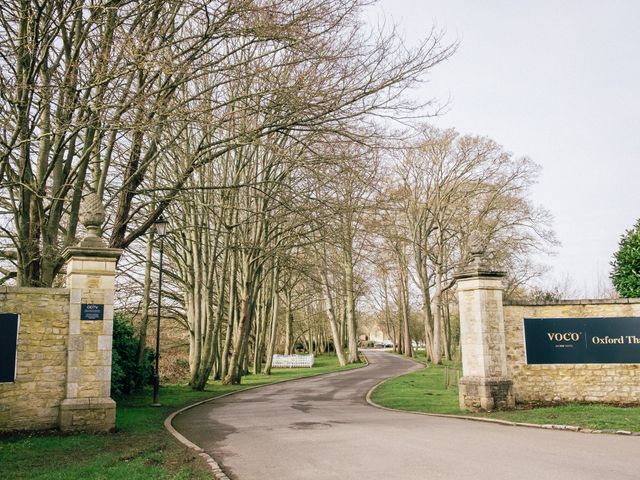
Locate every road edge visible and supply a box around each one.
[364,365,640,437]
[165,356,371,479]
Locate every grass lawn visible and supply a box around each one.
[370,361,640,432]
[0,355,362,480]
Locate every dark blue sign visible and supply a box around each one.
[524,317,640,364]
[81,304,104,321]
[0,313,19,382]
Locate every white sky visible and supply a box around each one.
[369,0,640,297]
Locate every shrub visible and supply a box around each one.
[111,312,154,398]
[611,219,640,298]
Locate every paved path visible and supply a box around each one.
[172,351,640,480]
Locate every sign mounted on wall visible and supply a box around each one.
[524,317,640,364]
[0,313,19,382]
[81,304,104,321]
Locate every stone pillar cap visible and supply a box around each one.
[62,246,123,262]
[454,266,506,281]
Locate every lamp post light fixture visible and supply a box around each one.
[151,214,169,407]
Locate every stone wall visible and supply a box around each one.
[0,248,120,432]
[0,288,70,430]
[504,299,640,403]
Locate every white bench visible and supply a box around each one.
[271,354,315,368]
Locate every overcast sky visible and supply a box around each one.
[369,0,640,297]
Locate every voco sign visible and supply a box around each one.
[524,317,640,364]
[546,332,581,342]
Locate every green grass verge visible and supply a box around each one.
[0,355,362,480]
[370,361,640,432]
[370,361,461,414]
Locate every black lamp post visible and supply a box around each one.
[151,214,168,407]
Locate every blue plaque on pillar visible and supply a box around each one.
[81,304,104,321]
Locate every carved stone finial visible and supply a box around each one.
[78,193,106,248]
[468,230,484,256]
[467,229,491,272]
[454,230,506,280]
[79,193,106,237]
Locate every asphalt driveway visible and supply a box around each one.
[171,350,640,480]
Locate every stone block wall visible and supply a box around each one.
[59,252,119,432]
[0,248,120,432]
[458,278,509,378]
[504,299,640,403]
[0,288,70,430]
[456,272,514,411]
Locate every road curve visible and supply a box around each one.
[172,350,640,480]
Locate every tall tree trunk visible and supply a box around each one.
[263,274,280,375]
[432,259,444,365]
[136,237,154,371]
[224,253,260,384]
[318,258,347,366]
[220,253,238,381]
[284,289,294,354]
[382,274,396,348]
[224,285,251,384]
[415,237,435,362]
[343,242,359,363]
[443,289,453,361]
[253,284,268,375]
[395,241,413,357]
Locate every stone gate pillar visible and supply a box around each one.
[59,194,123,432]
[454,235,514,411]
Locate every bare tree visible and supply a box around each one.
[392,126,556,363]
[1,0,454,288]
